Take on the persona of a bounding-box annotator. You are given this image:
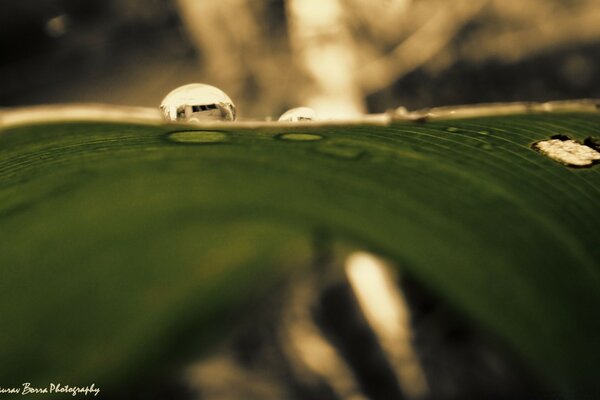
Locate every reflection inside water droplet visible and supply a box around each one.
[278,133,323,142]
[167,130,229,144]
[478,131,490,136]
[160,83,237,122]
[278,107,317,122]
[480,143,494,150]
[446,127,460,132]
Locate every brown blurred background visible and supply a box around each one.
[3,2,598,398]
[1,0,599,119]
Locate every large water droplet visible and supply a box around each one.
[277,133,323,142]
[160,83,237,122]
[167,130,229,144]
[278,107,317,122]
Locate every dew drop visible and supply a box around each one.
[167,130,229,144]
[480,143,494,150]
[478,130,490,136]
[160,83,237,122]
[278,133,323,142]
[278,107,317,122]
[446,127,460,132]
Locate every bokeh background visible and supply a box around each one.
[2,2,599,399]
[1,0,599,119]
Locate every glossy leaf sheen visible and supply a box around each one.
[0,114,598,397]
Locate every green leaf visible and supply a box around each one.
[0,111,598,398]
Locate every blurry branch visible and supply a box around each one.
[341,0,413,44]
[286,0,365,117]
[281,276,367,400]
[460,5,600,63]
[345,253,429,399]
[285,0,489,113]
[357,0,487,95]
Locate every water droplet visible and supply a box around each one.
[478,130,490,136]
[167,130,229,144]
[278,107,317,122]
[278,133,323,142]
[317,144,364,160]
[480,143,494,150]
[446,127,460,132]
[160,83,237,122]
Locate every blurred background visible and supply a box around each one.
[1,0,600,119]
[1,2,599,398]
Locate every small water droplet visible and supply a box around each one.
[480,143,494,150]
[277,133,323,142]
[446,127,460,132]
[278,107,317,122]
[160,83,236,122]
[478,130,490,135]
[167,130,229,144]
